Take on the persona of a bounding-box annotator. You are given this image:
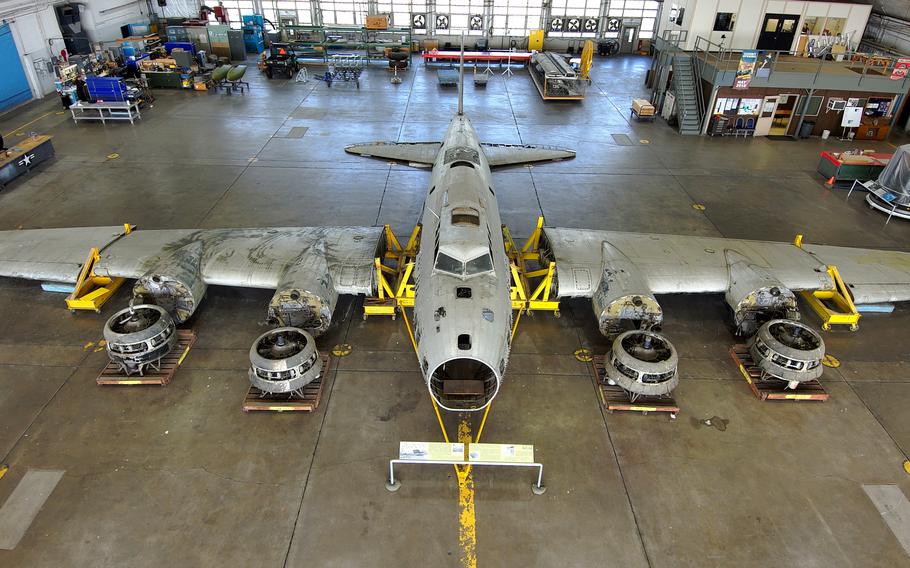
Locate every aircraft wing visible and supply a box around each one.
[0,226,383,295]
[481,143,576,167]
[344,141,441,165]
[542,227,910,304]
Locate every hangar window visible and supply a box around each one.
[452,207,480,226]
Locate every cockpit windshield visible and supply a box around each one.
[435,252,463,276]
[435,251,494,277]
[465,253,493,275]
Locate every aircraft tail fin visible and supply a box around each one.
[458,32,465,115]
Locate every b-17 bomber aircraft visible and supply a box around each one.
[2,74,910,410]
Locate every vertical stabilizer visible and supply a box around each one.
[458,32,465,115]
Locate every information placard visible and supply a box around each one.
[468,443,534,464]
[399,441,464,461]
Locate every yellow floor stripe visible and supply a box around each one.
[3,111,55,138]
[457,419,477,568]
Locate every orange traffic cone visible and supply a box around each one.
[825,176,835,186]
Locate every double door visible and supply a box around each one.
[757,13,800,51]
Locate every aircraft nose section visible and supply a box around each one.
[428,358,500,411]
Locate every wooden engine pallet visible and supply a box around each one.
[729,345,829,402]
[591,355,680,418]
[242,354,333,413]
[96,330,197,386]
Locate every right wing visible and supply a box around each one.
[542,227,910,304]
[344,141,441,165]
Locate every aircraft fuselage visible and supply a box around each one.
[412,115,512,411]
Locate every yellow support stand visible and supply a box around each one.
[800,265,860,331]
[65,224,132,313]
[794,233,859,331]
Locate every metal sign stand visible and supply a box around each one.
[386,441,546,495]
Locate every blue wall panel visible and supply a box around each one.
[0,24,32,112]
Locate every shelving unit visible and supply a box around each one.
[279,24,411,65]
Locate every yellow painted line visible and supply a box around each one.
[3,111,55,138]
[628,406,658,412]
[117,380,144,385]
[457,419,477,568]
[0,464,8,480]
[784,394,813,400]
[177,345,191,366]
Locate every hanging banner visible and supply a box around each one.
[734,50,758,90]
[891,58,910,80]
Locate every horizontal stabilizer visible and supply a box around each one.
[344,141,441,165]
[481,143,575,167]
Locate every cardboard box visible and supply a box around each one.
[632,99,655,115]
[366,15,389,30]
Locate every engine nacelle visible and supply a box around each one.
[604,330,679,397]
[267,253,337,336]
[592,242,662,335]
[748,319,825,389]
[248,327,323,394]
[724,250,799,336]
[133,241,206,324]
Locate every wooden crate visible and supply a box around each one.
[242,354,332,413]
[591,355,680,417]
[729,345,829,402]
[96,330,196,386]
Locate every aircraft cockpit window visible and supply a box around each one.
[465,253,493,275]
[435,252,462,275]
[451,207,480,226]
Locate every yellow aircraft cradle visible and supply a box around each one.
[363,216,560,325]
[65,224,132,312]
[793,234,861,331]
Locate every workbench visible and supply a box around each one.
[817,151,891,184]
[422,50,531,66]
[70,101,142,124]
[0,135,54,189]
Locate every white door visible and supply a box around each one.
[753,96,780,136]
[621,25,639,53]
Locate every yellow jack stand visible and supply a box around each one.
[363,224,420,319]
[65,224,131,313]
[794,235,860,332]
[504,216,560,317]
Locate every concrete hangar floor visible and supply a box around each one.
[1,54,910,567]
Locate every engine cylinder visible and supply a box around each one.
[604,330,679,396]
[248,327,322,394]
[748,319,825,389]
[103,304,178,375]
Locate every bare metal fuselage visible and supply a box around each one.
[412,116,512,411]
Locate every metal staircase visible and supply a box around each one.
[672,54,703,135]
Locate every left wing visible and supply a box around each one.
[0,226,382,292]
[481,143,576,167]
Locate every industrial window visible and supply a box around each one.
[217,0,256,28]
[435,0,487,35]
[376,0,426,29]
[451,207,480,226]
[261,1,314,30]
[492,0,543,36]
[317,0,369,26]
[605,0,660,39]
[548,0,600,38]
[713,12,735,32]
[794,95,823,117]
